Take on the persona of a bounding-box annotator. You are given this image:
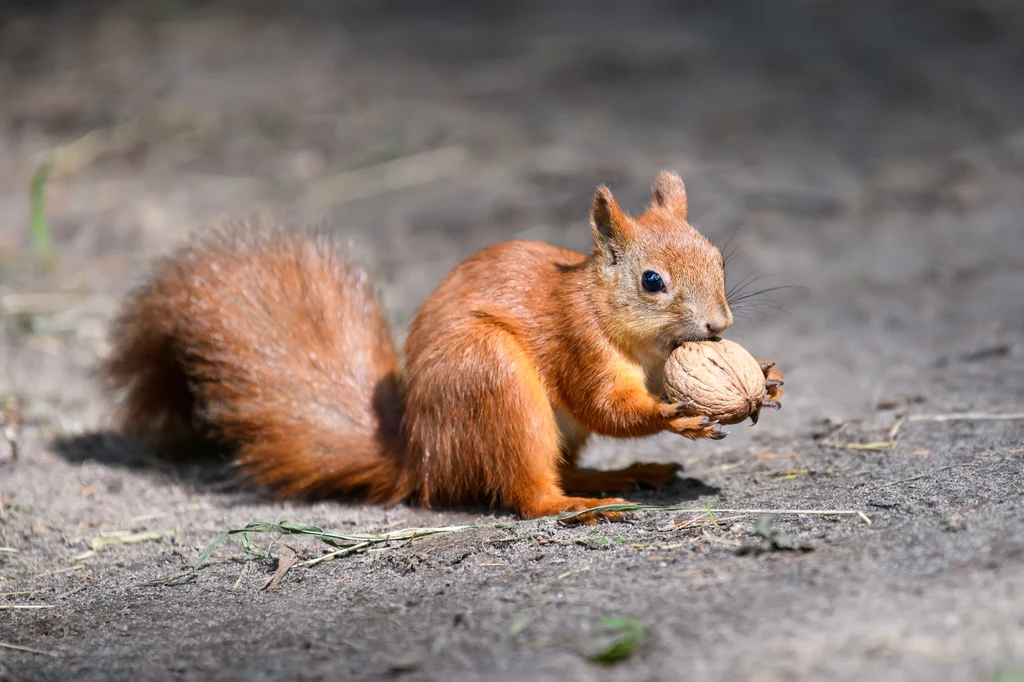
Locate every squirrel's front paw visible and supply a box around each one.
[668,415,726,441]
[757,360,784,410]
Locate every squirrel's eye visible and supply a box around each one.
[641,270,665,293]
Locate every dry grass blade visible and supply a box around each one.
[90,529,181,552]
[32,565,85,579]
[148,505,871,585]
[0,292,116,317]
[555,504,872,525]
[823,440,898,451]
[308,145,468,206]
[298,541,371,568]
[232,563,250,589]
[762,469,811,480]
[909,412,1024,423]
[820,417,902,451]
[0,604,53,610]
[146,520,486,584]
[557,565,590,580]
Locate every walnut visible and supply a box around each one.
[663,339,768,425]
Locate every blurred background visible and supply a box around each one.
[2,4,1024,680]
[1,0,1023,443]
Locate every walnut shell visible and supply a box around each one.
[663,338,767,425]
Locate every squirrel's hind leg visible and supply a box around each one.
[403,323,629,523]
[554,416,680,493]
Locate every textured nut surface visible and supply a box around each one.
[663,338,767,425]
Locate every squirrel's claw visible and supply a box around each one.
[660,399,694,419]
[670,415,726,440]
[755,358,785,410]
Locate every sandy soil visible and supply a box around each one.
[1,2,1023,680]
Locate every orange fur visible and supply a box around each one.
[103,172,783,523]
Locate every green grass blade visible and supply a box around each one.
[587,617,646,664]
[29,156,55,270]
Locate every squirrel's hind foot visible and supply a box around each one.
[518,494,631,525]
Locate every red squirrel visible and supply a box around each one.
[103,171,783,523]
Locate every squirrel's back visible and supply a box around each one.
[103,225,409,501]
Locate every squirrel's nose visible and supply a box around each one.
[704,309,733,337]
[705,320,725,336]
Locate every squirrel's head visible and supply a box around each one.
[589,171,732,359]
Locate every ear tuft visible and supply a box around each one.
[651,171,688,221]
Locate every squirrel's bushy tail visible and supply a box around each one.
[102,224,411,503]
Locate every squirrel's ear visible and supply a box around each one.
[650,171,688,221]
[590,186,633,263]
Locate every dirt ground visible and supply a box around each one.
[1,1,1023,680]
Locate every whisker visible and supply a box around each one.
[726,272,770,301]
[718,224,744,256]
[732,310,761,324]
[721,231,750,268]
[730,309,773,330]
[730,296,795,308]
[731,301,793,314]
[729,285,798,304]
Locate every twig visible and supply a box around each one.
[978,446,1024,456]
[881,462,981,488]
[882,474,926,487]
[822,411,1024,451]
[54,583,89,600]
[0,641,55,656]
[232,563,249,589]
